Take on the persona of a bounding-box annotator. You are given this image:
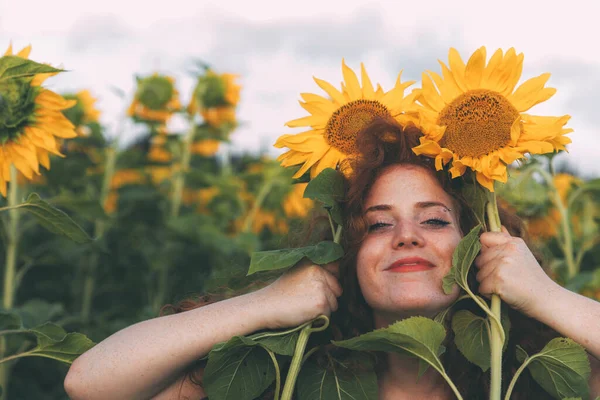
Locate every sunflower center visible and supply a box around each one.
[136,76,174,110]
[0,77,37,144]
[325,99,390,155]
[439,89,519,157]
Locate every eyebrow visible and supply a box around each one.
[365,201,452,214]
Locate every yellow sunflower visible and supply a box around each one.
[412,47,572,191]
[275,60,419,179]
[526,173,582,239]
[148,135,172,163]
[191,139,220,157]
[188,71,241,113]
[62,90,101,135]
[283,183,313,219]
[128,74,181,124]
[0,44,78,196]
[201,107,237,129]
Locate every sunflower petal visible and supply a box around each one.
[361,63,375,99]
[313,77,346,105]
[508,73,554,112]
[341,59,362,100]
[464,46,486,89]
[447,48,468,92]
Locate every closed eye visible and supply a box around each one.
[368,222,391,232]
[423,218,450,227]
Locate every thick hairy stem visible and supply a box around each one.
[241,178,274,233]
[170,125,195,218]
[1,166,20,396]
[280,317,329,400]
[536,168,576,278]
[486,192,503,400]
[81,144,118,323]
[155,125,195,313]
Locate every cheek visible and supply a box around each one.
[355,243,381,297]
[438,234,462,270]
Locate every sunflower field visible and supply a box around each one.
[0,44,599,400]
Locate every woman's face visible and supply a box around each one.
[356,164,462,324]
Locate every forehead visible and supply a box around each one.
[364,164,453,207]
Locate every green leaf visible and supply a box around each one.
[204,336,275,400]
[17,299,64,328]
[0,311,22,330]
[303,168,345,207]
[248,241,344,275]
[303,168,345,224]
[460,177,487,226]
[517,338,591,399]
[451,310,491,372]
[249,331,298,357]
[0,56,64,82]
[333,317,447,377]
[442,225,482,294]
[297,354,378,400]
[28,323,95,364]
[16,193,93,243]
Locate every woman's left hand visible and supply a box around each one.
[474,227,558,317]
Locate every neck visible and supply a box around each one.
[379,353,451,399]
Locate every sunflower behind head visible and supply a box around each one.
[275,60,419,179]
[0,44,78,196]
[412,47,572,191]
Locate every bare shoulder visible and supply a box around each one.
[151,369,207,400]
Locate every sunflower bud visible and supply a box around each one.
[136,75,175,110]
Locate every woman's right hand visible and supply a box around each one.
[254,261,342,330]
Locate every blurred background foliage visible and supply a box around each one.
[0,65,316,399]
[1,60,599,400]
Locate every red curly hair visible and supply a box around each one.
[165,117,560,399]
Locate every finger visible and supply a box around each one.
[501,225,509,235]
[324,286,338,312]
[322,262,340,279]
[476,259,499,283]
[322,269,343,297]
[480,231,512,247]
[474,245,506,270]
[477,276,499,299]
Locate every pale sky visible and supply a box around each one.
[2,0,599,175]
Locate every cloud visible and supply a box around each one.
[540,58,600,126]
[66,14,133,53]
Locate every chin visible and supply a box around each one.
[369,290,460,323]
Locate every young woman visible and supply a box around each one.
[64,119,600,399]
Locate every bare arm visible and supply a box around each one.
[475,230,600,397]
[64,292,268,400]
[64,263,341,400]
[529,281,600,360]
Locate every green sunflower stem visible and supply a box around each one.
[280,316,329,400]
[154,122,195,313]
[536,167,577,278]
[241,178,274,234]
[486,190,503,400]
[81,143,118,324]
[0,166,21,397]
[170,122,195,219]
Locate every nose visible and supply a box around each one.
[393,221,424,248]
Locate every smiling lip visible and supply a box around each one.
[385,257,435,273]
